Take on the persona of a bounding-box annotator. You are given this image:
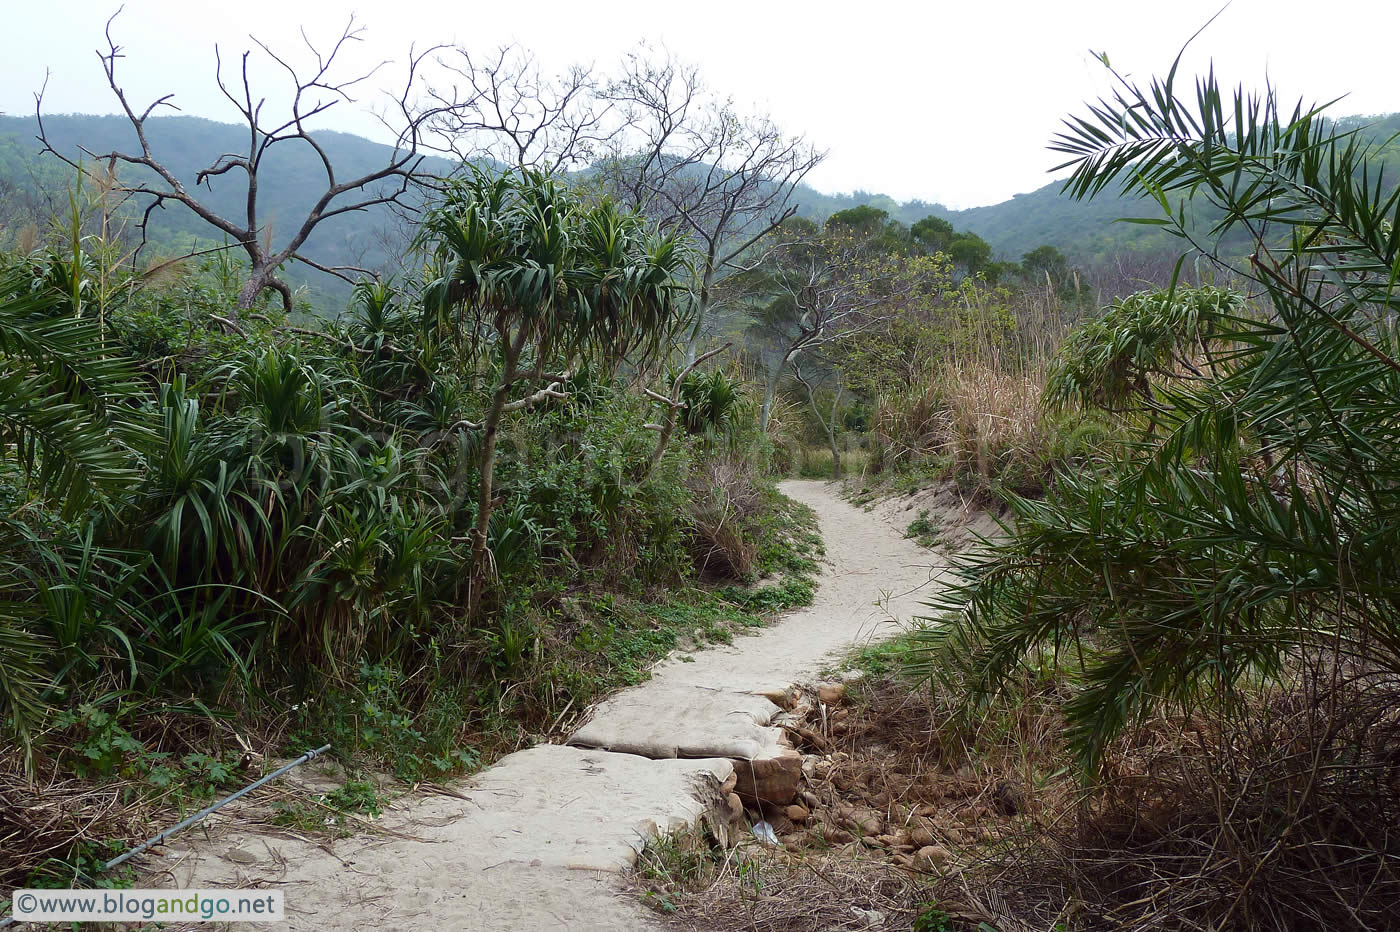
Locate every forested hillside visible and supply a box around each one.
[7,110,1396,314]
[799,111,1400,260]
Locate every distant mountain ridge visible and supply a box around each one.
[3,111,1398,310]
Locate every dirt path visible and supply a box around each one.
[148,480,959,931]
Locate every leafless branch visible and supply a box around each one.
[34,9,466,312]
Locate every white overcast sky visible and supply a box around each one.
[5,0,1399,209]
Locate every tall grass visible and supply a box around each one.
[865,282,1086,493]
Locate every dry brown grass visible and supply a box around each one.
[942,364,1049,489]
[873,356,1052,493]
[0,766,153,888]
[924,668,1400,931]
[635,834,929,929]
[687,453,764,579]
[638,664,1400,931]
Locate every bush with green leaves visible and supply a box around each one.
[1044,285,1243,414]
[912,61,1400,772]
[0,167,817,785]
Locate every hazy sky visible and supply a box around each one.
[5,0,1399,209]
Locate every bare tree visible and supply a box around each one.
[599,52,825,361]
[792,357,847,479]
[35,10,458,313]
[742,221,907,430]
[425,46,617,173]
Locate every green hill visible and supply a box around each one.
[4,111,1397,309]
[0,114,460,310]
[798,111,1400,264]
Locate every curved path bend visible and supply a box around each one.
[151,480,954,931]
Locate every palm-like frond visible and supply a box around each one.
[0,270,144,516]
[915,60,1400,774]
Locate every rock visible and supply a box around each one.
[817,683,847,706]
[885,774,914,798]
[785,804,809,824]
[992,781,1026,816]
[758,687,795,710]
[799,790,822,810]
[225,848,258,865]
[909,821,936,848]
[732,746,802,806]
[725,793,744,823]
[913,845,952,870]
[820,824,854,845]
[844,808,882,837]
[850,906,886,927]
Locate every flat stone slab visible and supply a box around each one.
[568,685,783,761]
[430,744,733,870]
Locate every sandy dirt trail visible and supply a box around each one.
[148,480,962,931]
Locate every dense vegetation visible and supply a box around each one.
[5,23,1400,932]
[0,164,839,894]
[891,64,1400,931]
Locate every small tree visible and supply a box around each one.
[417,169,688,616]
[598,53,824,361]
[791,357,847,479]
[742,217,947,430]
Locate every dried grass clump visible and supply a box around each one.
[0,767,151,887]
[637,834,929,931]
[933,671,1400,931]
[687,454,763,579]
[872,358,1051,491]
[942,365,1047,488]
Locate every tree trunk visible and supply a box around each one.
[684,256,717,365]
[467,325,527,620]
[800,373,842,481]
[236,273,266,311]
[827,383,844,480]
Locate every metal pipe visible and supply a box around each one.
[103,744,331,871]
[1,744,330,929]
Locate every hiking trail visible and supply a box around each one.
[148,480,983,931]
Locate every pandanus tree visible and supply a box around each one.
[418,169,689,616]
